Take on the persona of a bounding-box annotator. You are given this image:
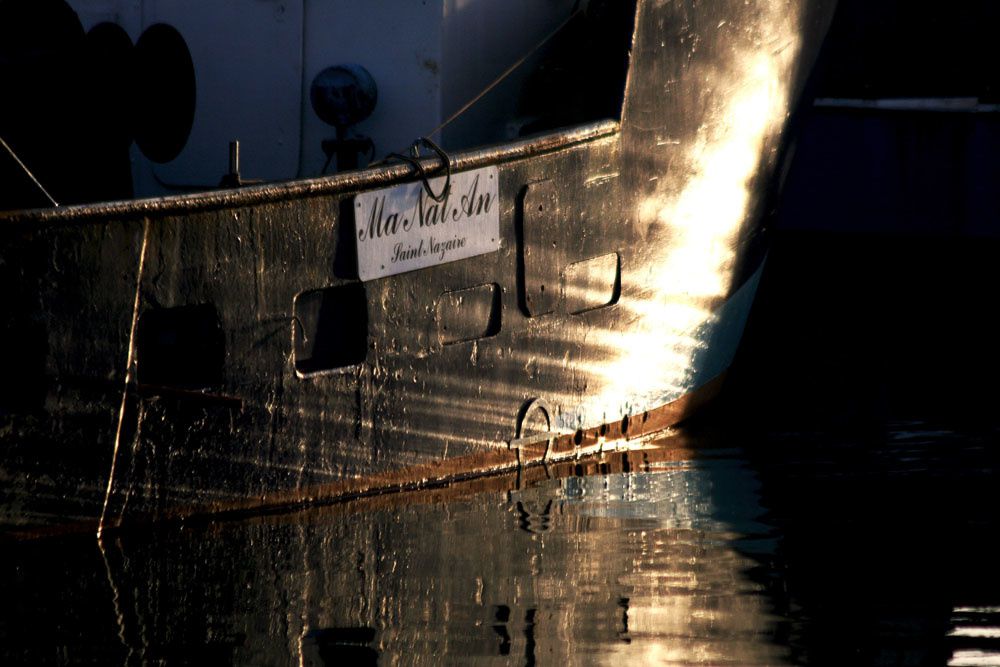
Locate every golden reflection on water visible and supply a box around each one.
[8,423,999,664]
[0,438,777,665]
[266,441,784,664]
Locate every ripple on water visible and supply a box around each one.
[2,422,999,666]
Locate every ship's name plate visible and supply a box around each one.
[353,166,500,281]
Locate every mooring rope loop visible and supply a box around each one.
[382,136,452,202]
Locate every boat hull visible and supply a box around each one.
[0,0,837,533]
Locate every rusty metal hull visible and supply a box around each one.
[0,0,837,533]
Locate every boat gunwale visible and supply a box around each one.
[0,119,620,225]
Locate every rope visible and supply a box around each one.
[423,8,582,141]
[371,7,582,184]
[383,136,452,202]
[97,218,150,537]
[0,135,59,207]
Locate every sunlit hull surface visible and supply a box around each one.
[0,0,836,532]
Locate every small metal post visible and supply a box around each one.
[220,140,242,187]
[229,140,240,181]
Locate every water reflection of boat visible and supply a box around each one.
[3,435,788,665]
[0,0,836,533]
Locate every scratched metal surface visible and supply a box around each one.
[0,0,837,530]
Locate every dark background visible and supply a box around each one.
[725,0,1000,429]
[717,5,1000,663]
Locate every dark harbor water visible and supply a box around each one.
[3,419,999,666]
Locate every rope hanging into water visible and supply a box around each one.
[97,218,151,537]
[0,135,59,207]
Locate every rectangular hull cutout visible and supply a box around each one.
[437,283,502,345]
[294,284,368,374]
[137,304,224,388]
[563,253,620,314]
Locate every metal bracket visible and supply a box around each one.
[508,397,558,465]
[508,431,559,468]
